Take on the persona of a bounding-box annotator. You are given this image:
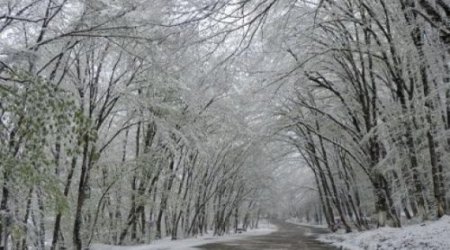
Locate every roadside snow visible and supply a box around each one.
[286,218,327,229]
[318,215,450,250]
[90,224,277,250]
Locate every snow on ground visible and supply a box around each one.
[91,223,277,250]
[318,215,450,250]
[286,218,328,229]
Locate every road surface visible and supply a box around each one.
[197,221,339,250]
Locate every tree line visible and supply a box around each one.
[0,1,272,249]
[268,0,450,231]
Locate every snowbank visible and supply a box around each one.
[318,215,450,250]
[90,224,277,250]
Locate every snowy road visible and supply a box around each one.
[196,221,338,250]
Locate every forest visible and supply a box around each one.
[0,0,449,249]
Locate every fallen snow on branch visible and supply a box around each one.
[318,215,450,250]
[91,224,277,250]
